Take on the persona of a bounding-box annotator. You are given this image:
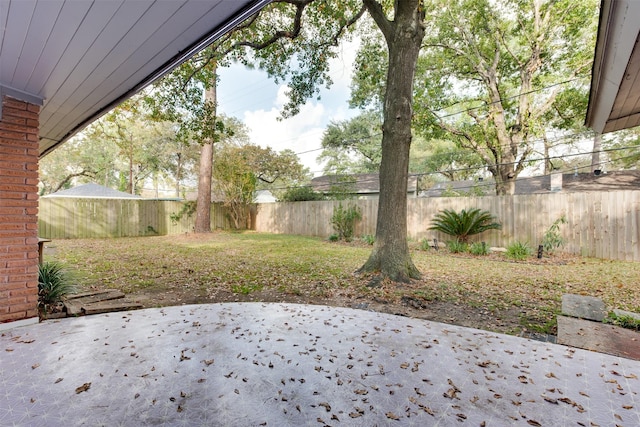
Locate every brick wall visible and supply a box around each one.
[0,95,40,323]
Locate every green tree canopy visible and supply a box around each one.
[213,142,308,229]
[318,110,383,174]
[351,0,598,195]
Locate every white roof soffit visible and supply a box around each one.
[586,0,640,134]
[0,0,271,156]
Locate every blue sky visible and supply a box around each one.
[216,41,360,176]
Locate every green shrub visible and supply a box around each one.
[361,234,375,245]
[469,242,489,255]
[330,203,362,242]
[279,186,324,202]
[38,261,76,307]
[420,238,432,251]
[328,234,339,242]
[446,241,468,253]
[428,208,501,243]
[505,241,532,260]
[542,215,567,254]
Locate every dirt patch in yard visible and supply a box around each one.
[127,286,525,334]
[49,233,640,337]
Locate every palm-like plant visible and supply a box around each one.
[428,208,501,243]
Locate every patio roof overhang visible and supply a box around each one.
[586,0,640,134]
[0,0,271,157]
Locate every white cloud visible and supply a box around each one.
[243,87,328,174]
[218,38,362,175]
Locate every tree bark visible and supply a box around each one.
[357,0,423,282]
[194,69,217,233]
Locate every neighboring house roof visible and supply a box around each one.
[0,0,270,157]
[586,0,640,133]
[255,189,277,203]
[422,171,640,197]
[43,183,143,199]
[311,173,418,195]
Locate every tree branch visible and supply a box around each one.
[362,0,393,42]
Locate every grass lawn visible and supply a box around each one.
[47,231,640,336]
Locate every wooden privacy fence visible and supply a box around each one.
[255,191,640,262]
[38,198,228,239]
[38,191,640,262]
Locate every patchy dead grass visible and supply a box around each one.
[47,232,640,336]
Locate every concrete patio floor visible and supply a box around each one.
[1,303,638,426]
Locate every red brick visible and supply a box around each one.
[0,145,27,155]
[0,115,26,126]
[8,288,36,298]
[3,109,39,120]
[0,129,28,140]
[6,274,35,282]
[0,202,37,211]
[0,223,25,231]
[1,237,28,245]
[0,121,31,133]
[3,258,33,268]
[0,313,22,323]
[8,302,37,313]
[0,177,29,185]
[0,153,37,163]
[2,97,27,110]
[0,169,37,179]
[0,207,24,215]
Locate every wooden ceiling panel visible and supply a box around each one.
[0,0,269,155]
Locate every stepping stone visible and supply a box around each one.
[561,293,607,322]
[63,290,125,316]
[557,315,640,361]
[82,300,143,315]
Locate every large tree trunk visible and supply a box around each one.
[358,0,423,282]
[194,69,217,233]
[194,142,214,232]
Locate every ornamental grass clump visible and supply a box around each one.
[505,241,533,261]
[428,208,501,243]
[38,261,76,308]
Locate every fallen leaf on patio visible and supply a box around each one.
[527,420,541,426]
[31,363,40,370]
[75,383,91,394]
[318,402,331,412]
[386,412,400,420]
[54,378,63,384]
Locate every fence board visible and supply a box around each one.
[38,191,640,262]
